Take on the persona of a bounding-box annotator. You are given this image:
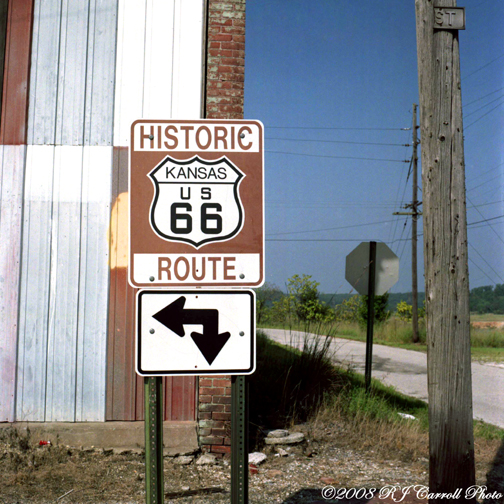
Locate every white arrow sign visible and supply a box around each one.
[136,290,255,376]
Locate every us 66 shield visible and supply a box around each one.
[129,120,264,288]
[149,155,244,248]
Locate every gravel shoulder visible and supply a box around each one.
[2,421,500,504]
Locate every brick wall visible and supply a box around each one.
[206,0,246,119]
[198,0,246,455]
[198,376,232,455]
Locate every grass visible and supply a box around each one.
[470,313,504,322]
[250,330,504,459]
[260,315,504,361]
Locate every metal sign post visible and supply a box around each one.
[231,376,249,504]
[345,241,399,392]
[145,376,164,504]
[364,242,377,392]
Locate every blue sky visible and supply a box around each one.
[244,0,504,295]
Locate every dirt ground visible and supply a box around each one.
[0,422,502,504]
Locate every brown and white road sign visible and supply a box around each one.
[129,119,264,288]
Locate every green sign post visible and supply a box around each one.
[231,376,249,504]
[145,377,164,504]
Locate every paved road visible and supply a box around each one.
[262,328,504,429]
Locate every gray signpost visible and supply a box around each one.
[345,241,399,391]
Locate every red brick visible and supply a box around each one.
[213,378,231,387]
[212,412,231,421]
[199,395,212,403]
[210,428,228,437]
[221,27,245,36]
[224,404,231,413]
[213,395,232,404]
[198,428,212,436]
[207,420,227,429]
[199,403,225,413]
[223,437,231,446]
[220,57,244,66]
[213,34,233,42]
[221,41,244,51]
[210,445,231,454]
[199,387,225,396]
[209,2,233,11]
[199,378,213,387]
[200,435,224,445]
[199,412,212,420]
[222,11,245,20]
[210,18,233,27]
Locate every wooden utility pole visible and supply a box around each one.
[411,104,419,343]
[415,1,475,500]
[393,105,421,343]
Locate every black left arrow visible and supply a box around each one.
[152,296,231,365]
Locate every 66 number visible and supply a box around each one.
[170,202,222,235]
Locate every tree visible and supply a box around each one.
[254,282,284,324]
[358,293,391,324]
[286,274,334,323]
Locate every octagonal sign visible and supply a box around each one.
[345,242,399,296]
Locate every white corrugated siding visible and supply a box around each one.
[0,146,26,421]
[113,0,204,146]
[14,0,204,422]
[17,0,118,421]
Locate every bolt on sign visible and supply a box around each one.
[129,120,264,287]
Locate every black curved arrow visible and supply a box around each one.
[152,296,231,365]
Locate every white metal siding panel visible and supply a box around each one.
[0,146,26,421]
[28,0,118,146]
[113,0,204,146]
[17,0,118,421]
[113,0,148,147]
[75,146,112,420]
[27,0,61,145]
[44,146,83,421]
[143,0,175,119]
[18,145,112,421]
[55,0,89,145]
[84,0,118,146]
[171,0,204,119]
[17,146,54,421]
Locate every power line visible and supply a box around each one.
[466,161,504,188]
[267,126,410,131]
[465,99,504,130]
[468,243,504,283]
[468,257,497,286]
[466,213,504,227]
[464,52,504,79]
[469,199,504,209]
[266,238,376,242]
[463,93,504,119]
[266,150,410,163]
[266,218,398,237]
[467,173,502,193]
[464,87,504,108]
[265,137,409,147]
